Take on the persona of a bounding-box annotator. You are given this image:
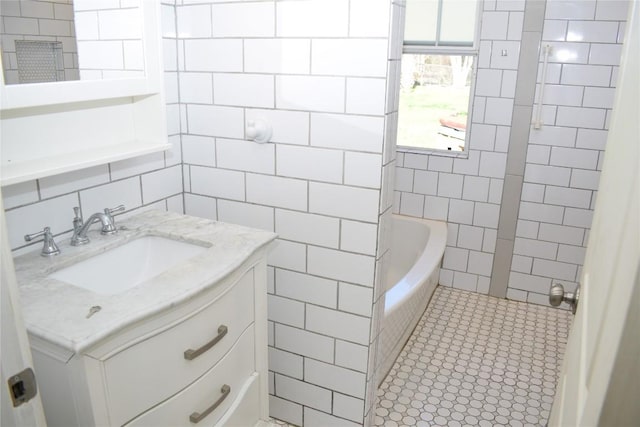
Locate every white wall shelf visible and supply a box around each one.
[1,140,170,186]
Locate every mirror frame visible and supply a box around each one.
[0,0,163,111]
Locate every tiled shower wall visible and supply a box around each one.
[394,0,524,294]
[175,1,393,425]
[2,0,183,252]
[506,0,628,304]
[393,0,627,306]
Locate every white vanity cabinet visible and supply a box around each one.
[19,215,274,427]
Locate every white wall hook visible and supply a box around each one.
[246,119,272,143]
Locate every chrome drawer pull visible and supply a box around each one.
[189,384,231,424]
[184,325,228,360]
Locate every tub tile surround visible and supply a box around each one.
[394,0,527,296]
[393,0,628,307]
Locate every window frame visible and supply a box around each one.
[397,1,484,157]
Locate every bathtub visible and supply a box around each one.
[378,214,447,383]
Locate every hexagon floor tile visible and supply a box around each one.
[373,286,572,427]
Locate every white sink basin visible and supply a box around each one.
[49,236,208,295]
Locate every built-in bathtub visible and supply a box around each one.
[378,214,447,383]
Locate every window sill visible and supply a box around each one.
[396,145,469,159]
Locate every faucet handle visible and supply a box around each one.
[102,204,125,234]
[24,227,61,257]
[24,228,48,241]
[105,204,125,216]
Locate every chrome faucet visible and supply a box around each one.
[71,205,125,246]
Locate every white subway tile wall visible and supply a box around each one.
[394,2,524,294]
[394,0,627,310]
[507,0,627,304]
[175,1,393,425]
[2,1,629,426]
[74,0,144,79]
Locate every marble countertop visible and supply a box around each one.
[13,210,277,354]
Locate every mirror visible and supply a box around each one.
[0,0,166,186]
[1,0,143,85]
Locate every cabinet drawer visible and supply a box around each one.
[125,325,256,427]
[103,269,255,425]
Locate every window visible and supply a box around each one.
[397,0,481,153]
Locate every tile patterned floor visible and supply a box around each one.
[373,286,572,427]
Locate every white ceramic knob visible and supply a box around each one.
[246,119,272,143]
